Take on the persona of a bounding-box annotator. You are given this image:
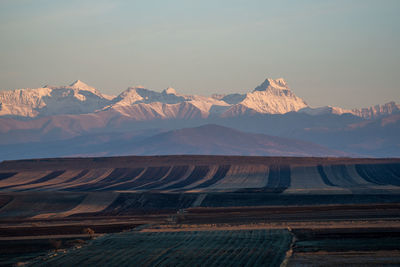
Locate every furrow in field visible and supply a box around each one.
[270,230,292,266]
[345,164,374,185]
[0,172,17,181]
[317,165,336,187]
[69,168,145,191]
[264,165,290,193]
[104,166,170,190]
[245,230,266,265]
[163,166,211,190]
[355,164,385,185]
[192,165,231,189]
[294,164,373,192]
[332,165,359,187]
[33,169,90,190]
[278,166,291,192]
[245,229,266,266]
[136,165,190,190]
[0,171,50,189]
[235,230,259,266]
[56,168,115,190]
[155,165,194,190]
[32,192,120,218]
[98,168,147,191]
[191,193,207,207]
[188,231,226,266]
[128,232,174,265]
[145,231,200,266]
[321,165,352,188]
[217,230,247,266]
[289,166,337,191]
[94,168,146,190]
[265,165,279,189]
[355,163,400,186]
[203,230,237,266]
[209,165,269,190]
[181,165,219,190]
[29,230,293,266]
[0,192,85,218]
[0,170,65,191]
[388,163,400,177]
[11,170,84,191]
[253,229,274,266]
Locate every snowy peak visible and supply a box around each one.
[254,78,289,91]
[113,87,145,105]
[70,80,90,89]
[43,80,103,97]
[0,81,111,118]
[112,86,187,107]
[68,80,102,95]
[163,87,177,95]
[351,101,400,119]
[299,106,352,116]
[223,78,308,115]
[299,102,400,119]
[0,78,398,120]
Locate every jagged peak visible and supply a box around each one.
[163,87,177,95]
[68,80,100,95]
[119,86,143,96]
[119,86,145,95]
[254,78,289,92]
[70,80,86,87]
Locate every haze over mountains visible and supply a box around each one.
[0,78,399,159]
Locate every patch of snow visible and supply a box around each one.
[299,106,353,116]
[163,87,177,95]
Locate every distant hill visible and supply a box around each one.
[0,124,347,160]
[106,124,347,157]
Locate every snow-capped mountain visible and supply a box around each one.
[222,78,308,117]
[0,78,398,120]
[0,77,399,158]
[299,102,400,119]
[105,77,310,119]
[299,106,353,116]
[106,86,229,119]
[0,80,112,118]
[351,101,400,119]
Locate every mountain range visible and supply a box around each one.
[0,78,399,159]
[1,78,398,120]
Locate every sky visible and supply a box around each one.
[0,0,399,109]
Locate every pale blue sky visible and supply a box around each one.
[0,0,399,108]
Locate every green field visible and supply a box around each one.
[32,229,292,267]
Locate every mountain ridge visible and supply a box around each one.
[0,124,348,160]
[124,124,347,157]
[0,78,398,158]
[1,78,397,120]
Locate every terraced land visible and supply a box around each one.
[30,229,292,267]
